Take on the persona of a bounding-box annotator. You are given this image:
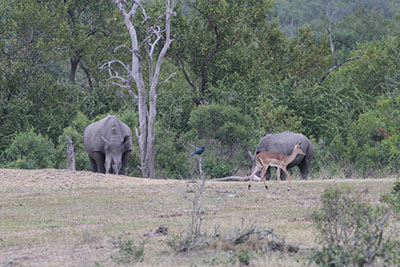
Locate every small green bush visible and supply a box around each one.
[381,180,400,212]
[203,153,233,178]
[155,123,190,179]
[236,250,251,266]
[111,239,145,264]
[2,129,55,169]
[344,112,389,177]
[187,104,256,174]
[310,187,399,266]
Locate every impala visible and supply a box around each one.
[248,143,305,192]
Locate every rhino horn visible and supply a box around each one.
[101,136,110,145]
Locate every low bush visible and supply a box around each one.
[310,187,400,266]
[110,239,145,264]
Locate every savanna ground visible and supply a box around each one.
[0,169,396,266]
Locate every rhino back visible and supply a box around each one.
[256,131,312,156]
[84,115,132,154]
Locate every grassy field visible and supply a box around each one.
[0,169,396,266]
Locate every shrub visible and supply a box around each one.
[2,129,55,169]
[310,187,399,266]
[188,104,255,156]
[344,112,389,177]
[381,180,400,212]
[203,153,233,178]
[155,124,190,179]
[110,239,145,264]
[186,104,256,177]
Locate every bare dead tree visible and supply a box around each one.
[101,0,176,178]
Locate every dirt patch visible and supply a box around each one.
[0,169,179,190]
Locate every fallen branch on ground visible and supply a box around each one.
[211,176,261,182]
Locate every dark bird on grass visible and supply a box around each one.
[191,146,205,156]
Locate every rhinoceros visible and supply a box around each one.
[84,115,132,175]
[254,131,314,180]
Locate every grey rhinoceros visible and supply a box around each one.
[254,131,314,180]
[84,115,132,175]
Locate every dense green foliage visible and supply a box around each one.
[2,129,55,169]
[1,0,400,178]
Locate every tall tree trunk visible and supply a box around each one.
[146,88,157,178]
[111,0,175,178]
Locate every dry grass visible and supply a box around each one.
[0,169,396,266]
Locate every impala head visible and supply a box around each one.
[294,143,306,155]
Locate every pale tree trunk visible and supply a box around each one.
[105,0,175,178]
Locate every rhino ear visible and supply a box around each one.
[101,136,110,145]
[121,136,130,145]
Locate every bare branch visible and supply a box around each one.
[319,52,364,85]
[247,150,255,160]
[101,59,129,72]
[114,45,133,53]
[113,0,127,16]
[149,26,163,56]
[127,1,141,18]
[109,81,127,87]
[134,0,149,23]
[319,14,364,85]
[135,126,140,140]
[126,87,139,101]
[179,58,196,89]
[99,59,139,100]
[156,72,176,91]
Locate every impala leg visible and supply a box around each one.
[282,168,291,191]
[260,165,269,191]
[248,165,259,190]
[277,168,281,192]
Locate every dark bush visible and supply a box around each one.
[3,129,55,169]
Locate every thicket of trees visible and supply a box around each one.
[1,0,400,179]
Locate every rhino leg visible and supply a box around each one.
[298,157,310,180]
[89,156,98,172]
[119,150,131,175]
[92,152,106,173]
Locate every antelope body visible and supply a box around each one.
[248,143,305,192]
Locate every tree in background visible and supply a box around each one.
[171,0,274,105]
